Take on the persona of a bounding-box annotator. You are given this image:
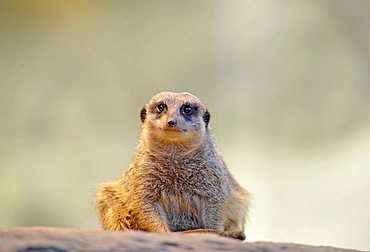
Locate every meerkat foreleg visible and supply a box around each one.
[97,182,170,232]
[134,205,170,232]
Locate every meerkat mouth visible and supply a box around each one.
[163,128,187,133]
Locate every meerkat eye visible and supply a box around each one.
[156,103,165,113]
[182,105,193,116]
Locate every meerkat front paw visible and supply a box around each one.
[219,231,246,241]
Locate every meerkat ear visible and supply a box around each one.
[140,106,147,123]
[203,110,210,127]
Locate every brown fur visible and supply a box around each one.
[96,91,251,240]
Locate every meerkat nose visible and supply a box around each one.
[167,120,177,127]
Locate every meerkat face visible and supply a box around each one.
[140,92,210,144]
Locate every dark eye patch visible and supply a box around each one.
[182,105,192,115]
[181,104,198,119]
[157,103,165,113]
[150,102,167,114]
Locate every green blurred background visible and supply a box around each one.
[0,0,369,250]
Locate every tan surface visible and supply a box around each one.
[0,227,363,252]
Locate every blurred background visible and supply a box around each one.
[0,0,369,250]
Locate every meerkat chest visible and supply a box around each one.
[158,192,207,231]
[153,161,224,195]
[145,161,226,231]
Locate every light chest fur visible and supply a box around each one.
[129,144,230,231]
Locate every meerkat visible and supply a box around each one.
[96,91,250,240]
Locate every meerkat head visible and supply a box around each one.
[140,91,210,147]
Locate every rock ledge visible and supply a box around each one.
[0,227,363,252]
